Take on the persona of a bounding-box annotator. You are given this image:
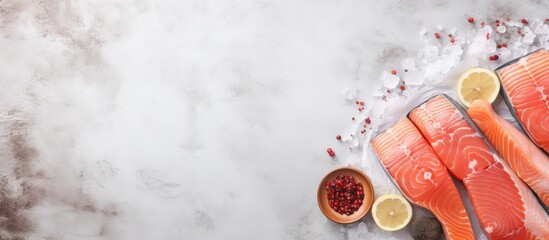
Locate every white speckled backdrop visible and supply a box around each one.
[0,0,548,239]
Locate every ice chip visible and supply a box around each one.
[468,26,496,55]
[401,58,416,71]
[500,48,512,59]
[381,71,400,89]
[420,45,439,62]
[523,29,536,44]
[351,137,359,147]
[424,62,439,79]
[402,70,424,86]
[496,25,506,33]
[438,56,457,74]
[446,44,464,57]
[506,20,522,27]
[534,24,549,34]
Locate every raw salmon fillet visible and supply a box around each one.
[409,95,549,239]
[468,99,549,208]
[372,118,474,240]
[496,49,549,153]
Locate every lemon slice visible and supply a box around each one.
[456,68,500,108]
[372,194,412,231]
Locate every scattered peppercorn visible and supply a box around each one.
[365,118,371,124]
[400,85,406,91]
[450,38,455,43]
[327,148,335,157]
[336,135,342,141]
[521,18,528,25]
[434,32,441,39]
[359,101,364,106]
[352,117,355,121]
[391,70,397,75]
[468,17,474,23]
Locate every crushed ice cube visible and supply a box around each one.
[500,47,512,59]
[496,25,506,33]
[402,70,424,86]
[446,44,464,57]
[534,23,549,34]
[401,58,416,71]
[381,71,400,89]
[522,28,536,44]
[419,45,439,62]
[506,20,522,27]
[468,26,496,55]
[350,137,359,147]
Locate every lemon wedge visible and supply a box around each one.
[456,68,500,108]
[372,194,412,231]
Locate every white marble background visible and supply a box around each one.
[0,0,548,239]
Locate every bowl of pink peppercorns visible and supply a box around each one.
[317,166,375,224]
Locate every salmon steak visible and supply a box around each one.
[468,99,549,208]
[408,95,549,239]
[495,49,549,153]
[372,118,474,240]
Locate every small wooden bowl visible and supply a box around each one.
[317,166,375,224]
